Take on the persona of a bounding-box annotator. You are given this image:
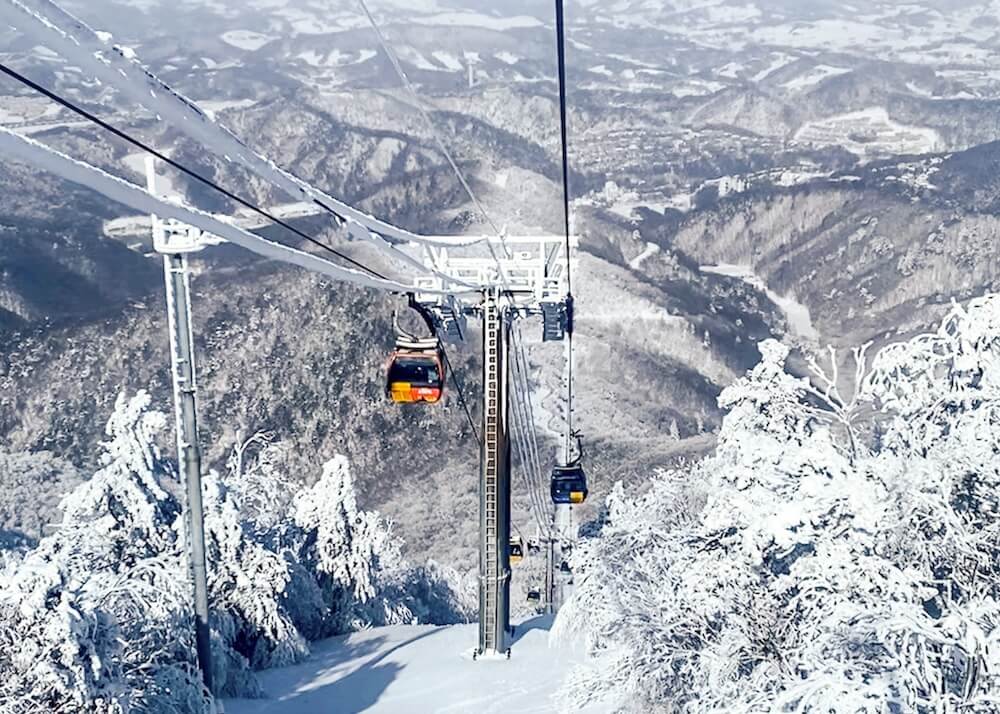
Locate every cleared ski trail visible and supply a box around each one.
[223,616,607,713]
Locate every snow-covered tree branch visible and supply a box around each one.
[555,294,1000,713]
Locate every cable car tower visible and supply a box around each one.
[412,234,576,657]
[0,0,582,678]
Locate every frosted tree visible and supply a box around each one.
[294,456,412,632]
[0,396,471,711]
[224,435,327,642]
[0,391,208,713]
[202,469,308,677]
[225,433,298,538]
[555,309,1000,713]
[58,391,180,567]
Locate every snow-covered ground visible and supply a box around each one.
[795,107,942,158]
[220,30,277,51]
[780,64,851,91]
[223,617,605,714]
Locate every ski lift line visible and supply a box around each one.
[505,317,554,533]
[509,380,554,539]
[509,362,550,525]
[354,0,511,260]
[2,0,488,250]
[438,345,481,446]
[508,390,540,523]
[508,334,555,537]
[553,0,578,463]
[0,126,473,296]
[516,368,548,510]
[510,328,544,479]
[0,63,399,282]
[514,366,553,532]
[554,0,574,292]
[510,354,546,512]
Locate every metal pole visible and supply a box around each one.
[477,292,512,657]
[554,503,572,610]
[163,252,213,692]
[544,536,555,614]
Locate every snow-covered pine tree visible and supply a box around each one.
[202,469,308,675]
[0,391,208,713]
[556,307,1000,713]
[293,455,413,632]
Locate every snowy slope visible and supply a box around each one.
[223,616,606,714]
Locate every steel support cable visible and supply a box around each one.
[511,322,551,531]
[0,63,394,280]
[511,329,553,526]
[554,0,574,290]
[554,0,577,463]
[508,361,554,539]
[439,344,480,447]
[510,347,546,511]
[514,342,547,502]
[355,0,514,269]
[511,374,549,532]
[508,383,544,534]
[509,332,554,538]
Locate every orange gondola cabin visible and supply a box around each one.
[386,336,446,404]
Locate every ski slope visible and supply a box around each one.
[223,616,607,714]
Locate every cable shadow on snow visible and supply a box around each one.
[267,628,447,713]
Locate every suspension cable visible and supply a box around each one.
[509,355,554,538]
[554,0,577,464]
[510,329,555,537]
[508,383,546,534]
[511,326,548,489]
[0,63,394,281]
[439,344,480,447]
[554,0,573,294]
[355,0,513,264]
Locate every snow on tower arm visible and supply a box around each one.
[0,0,488,251]
[0,127,475,296]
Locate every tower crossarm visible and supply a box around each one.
[0,126,474,296]
[1,0,490,252]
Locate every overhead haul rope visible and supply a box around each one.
[355,0,512,265]
[0,63,394,282]
[439,345,480,447]
[554,0,577,464]
[510,327,556,538]
[0,62,493,446]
